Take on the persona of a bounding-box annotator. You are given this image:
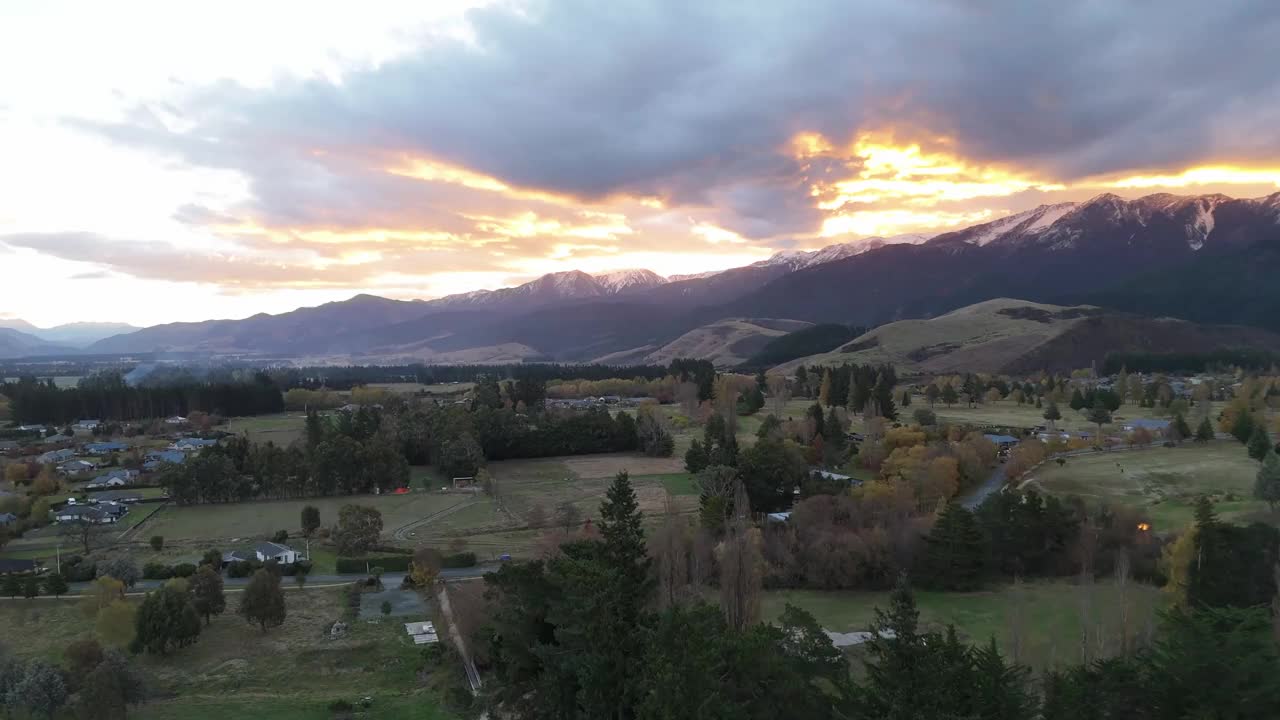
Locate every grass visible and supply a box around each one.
[929,400,1169,432]
[765,578,1164,671]
[367,382,474,396]
[224,413,309,446]
[1030,440,1263,530]
[0,587,458,719]
[651,473,698,496]
[143,493,469,543]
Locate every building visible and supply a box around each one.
[36,448,76,465]
[0,559,40,575]
[223,542,300,565]
[170,437,218,452]
[83,441,128,456]
[57,459,98,475]
[404,621,439,645]
[16,424,46,434]
[983,434,1020,450]
[54,502,127,524]
[86,468,140,488]
[1123,418,1171,433]
[90,490,144,504]
[73,419,101,433]
[0,512,18,527]
[164,416,188,425]
[143,450,187,471]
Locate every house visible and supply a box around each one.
[143,450,187,471]
[73,419,101,433]
[0,559,39,575]
[37,448,76,465]
[0,512,17,527]
[170,437,218,452]
[90,490,144,504]
[404,621,439,645]
[223,542,300,565]
[54,502,126,524]
[86,468,139,488]
[812,469,861,486]
[0,440,20,454]
[983,434,1020,450]
[164,416,188,425]
[765,511,792,523]
[16,424,46,434]
[58,459,98,475]
[1123,419,1171,433]
[83,441,128,456]
[40,434,72,445]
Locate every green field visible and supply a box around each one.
[0,587,458,719]
[224,413,309,446]
[143,493,470,543]
[368,382,474,396]
[929,400,1171,432]
[766,578,1163,671]
[1031,440,1263,530]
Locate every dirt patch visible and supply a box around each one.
[359,588,430,619]
[906,342,963,362]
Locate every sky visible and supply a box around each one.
[2,0,1280,328]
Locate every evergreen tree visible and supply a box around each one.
[43,573,68,598]
[755,414,782,441]
[1042,401,1061,429]
[940,383,959,408]
[1086,402,1112,436]
[239,569,286,633]
[968,638,1037,719]
[924,382,940,407]
[1195,415,1215,442]
[133,584,201,654]
[22,576,39,599]
[818,370,833,407]
[920,504,989,591]
[300,505,321,537]
[1069,388,1086,411]
[794,365,809,397]
[1254,453,1280,511]
[807,403,825,439]
[1247,426,1272,461]
[1171,412,1192,442]
[872,373,898,421]
[683,439,708,474]
[1231,409,1256,445]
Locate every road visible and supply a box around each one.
[58,564,499,596]
[960,462,1007,509]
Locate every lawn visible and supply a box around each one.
[0,587,458,719]
[929,400,1170,432]
[142,493,470,543]
[224,413,309,446]
[765,578,1163,672]
[1030,440,1263,530]
[652,473,698,496]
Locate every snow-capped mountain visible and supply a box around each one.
[592,268,668,293]
[751,233,935,271]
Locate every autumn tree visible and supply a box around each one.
[333,504,383,555]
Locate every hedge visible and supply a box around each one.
[335,555,411,574]
[442,552,477,569]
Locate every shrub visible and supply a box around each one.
[442,552,477,569]
[142,563,172,580]
[380,600,392,616]
[271,530,289,543]
[200,549,222,567]
[64,562,97,582]
[171,563,196,578]
[335,555,411,574]
[226,560,259,578]
[149,535,164,552]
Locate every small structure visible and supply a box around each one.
[16,424,47,434]
[58,459,98,475]
[1123,418,1170,433]
[170,437,218,452]
[983,434,1020,450]
[83,441,128,456]
[37,448,76,465]
[0,512,18,527]
[86,468,139,489]
[824,629,896,648]
[0,559,39,575]
[404,621,440,645]
[223,541,300,565]
[143,450,187,471]
[73,419,101,433]
[90,490,144,504]
[164,416,188,425]
[766,511,792,523]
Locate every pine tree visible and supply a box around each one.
[794,365,809,397]
[920,503,988,591]
[1172,412,1192,442]
[925,383,940,407]
[43,573,68,598]
[1043,401,1061,429]
[969,638,1038,719]
[134,584,201,654]
[1195,415,1215,442]
[1069,388,1086,411]
[1255,453,1280,511]
[1248,426,1273,461]
[941,383,958,408]
[1231,410,1256,445]
[239,569,286,633]
[873,373,898,421]
[684,439,708,474]
[22,576,40,599]
[1086,402,1112,436]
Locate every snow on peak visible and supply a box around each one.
[592,268,668,292]
[755,233,936,271]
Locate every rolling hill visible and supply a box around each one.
[595,318,812,368]
[782,299,1280,375]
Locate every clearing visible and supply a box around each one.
[1029,440,1263,530]
[765,578,1163,672]
[0,586,458,720]
[224,413,309,446]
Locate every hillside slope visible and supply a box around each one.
[603,318,811,368]
[782,299,1280,375]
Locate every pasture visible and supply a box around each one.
[0,586,457,720]
[142,492,470,543]
[928,400,1171,432]
[766,578,1163,672]
[1029,440,1263,530]
[224,412,308,446]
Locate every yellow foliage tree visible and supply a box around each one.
[1158,526,1197,608]
[81,577,125,618]
[96,600,137,647]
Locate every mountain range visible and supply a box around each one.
[8,191,1280,369]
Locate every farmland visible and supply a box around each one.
[0,586,459,720]
[224,412,309,446]
[766,578,1164,672]
[1030,440,1264,530]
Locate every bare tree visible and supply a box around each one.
[61,517,103,555]
[766,374,791,417]
[1115,549,1132,655]
[676,382,700,418]
[652,494,691,609]
[719,482,761,631]
[554,503,582,534]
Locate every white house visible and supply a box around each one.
[223,542,300,565]
[37,448,76,465]
[164,416,188,425]
[54,502,127,524]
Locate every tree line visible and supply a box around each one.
[270,362,670,391]
[3,373,283,424]
[476,472,1280,719]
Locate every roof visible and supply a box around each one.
[0,512,17,525]
[92,490,142,503]
[984,434,1020,444]
[0,559,38,574]
[253,541,294,557]
[1125,418,1171,430]
[812,470,852,481]
[84,442,128,452]
[145,450,187,465]
[56,505,106,519]
[766,512,792,522]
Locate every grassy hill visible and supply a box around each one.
[602,318,811,368]
[780,298,1280,375]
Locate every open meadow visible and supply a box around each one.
[766,578,1164,672]
[224,412,309,446]
[1029,440,1264,530]
[928,399,1175,432]
[0,586,458,720]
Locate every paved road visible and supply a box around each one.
[960,462,1007,509]
[60,564,499,595]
